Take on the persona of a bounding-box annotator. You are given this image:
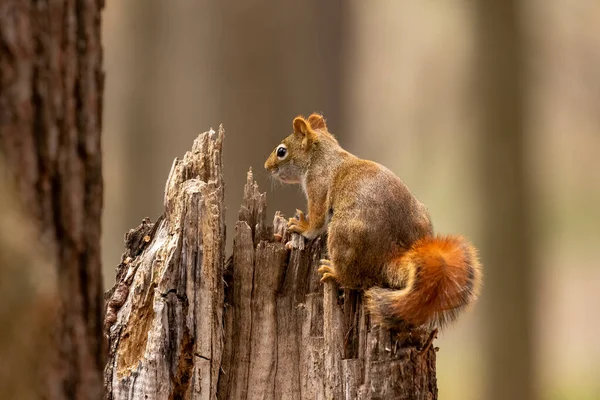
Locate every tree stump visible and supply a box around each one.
[104,128,438,400]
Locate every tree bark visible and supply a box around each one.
[0,160,58,400]
[0,1,104,399]
[105,129,437,400]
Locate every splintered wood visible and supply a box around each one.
[104,128,225,399]
[104,128,438,400]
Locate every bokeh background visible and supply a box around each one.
[102,2,600,399]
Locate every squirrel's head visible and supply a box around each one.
[264,113,337,183]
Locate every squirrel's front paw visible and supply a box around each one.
[318,259,338,283]
[287,209,309,235]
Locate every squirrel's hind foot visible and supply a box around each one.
[318,259,338,283]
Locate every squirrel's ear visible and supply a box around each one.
[293,116,310,135]
[307,113,327,131]
[293,116,316,149]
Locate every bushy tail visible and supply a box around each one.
[365,235,482,329]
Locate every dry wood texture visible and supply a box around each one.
[104,129,225,399]
[105,129,437,400]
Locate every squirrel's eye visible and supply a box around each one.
[276,145,287,160]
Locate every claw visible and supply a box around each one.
[317,265,334,275]
[287,217,299,231]
[318,259,337,283]
[287,212,309,235]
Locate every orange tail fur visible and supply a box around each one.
[365,235,482,329]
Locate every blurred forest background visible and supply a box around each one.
[102,2,599,400]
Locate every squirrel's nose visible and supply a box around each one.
[264,158,276,171]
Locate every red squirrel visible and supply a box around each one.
[264,113,482,329]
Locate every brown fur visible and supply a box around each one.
[265,113,483,329]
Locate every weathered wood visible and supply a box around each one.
[105,128,437,400]
[104,128,225,399]
[220,176,438,400]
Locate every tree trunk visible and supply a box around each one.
[0,160,58,400]
[474,2,535,400]
[208,0,348,241]
[0,1,105,399]
[104,129,438,400]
